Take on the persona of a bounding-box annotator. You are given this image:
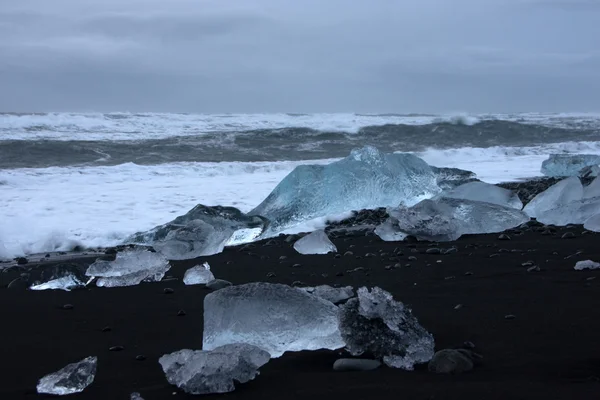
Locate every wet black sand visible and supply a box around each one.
[2,224,600,399]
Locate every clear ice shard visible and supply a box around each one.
[434,181,523,209]
[584,177,600,199]
[293,230,337,255]
[159,344,270,395]
[376,197,529,242]
[584,213,600,232]
[338,287,434,370]
[183,262,215,285]
[523,177,583,218]
[574,260,600,270]
[249,146,441,233]
[535,197,600,226]
[299,285,355,304]
[126,205,268,260]
[85,248,170,287]
[541,154,600,177]
[36,356,97,395]
[30,275,85,291]
[202,282,344,357]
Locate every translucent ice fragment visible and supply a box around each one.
[293,230,337,255]
[37,356,97,395]
[30,275,85,291]
[574,260,600,270]
[86,249,170,287]
[183,262,215,285]
[541,154,600,177]
[435,181,523,209]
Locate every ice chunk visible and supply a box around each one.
[430,166,478,190]
[130,393,144,400]
[574,260,600,270]
[584,213,600,232]
[523,177,583,218]
[159,344,270,395]
[203,282,344,357]
[293,230,337,254]
[377,197,529,242]
[30,275,85,291]
[541,154,600,177]
[249,146,441,233]
[127,205,268,260]
[434,181,523,210]
[338,287,434,370]
[37,356,97,395]
[86,249,170,287]
[374,218,408,242]
[183,262,215,285]
[535,197,600,226]
[584,177,600,199]
[579,165,600,178]
[299,285,355,304]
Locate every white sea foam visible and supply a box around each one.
[2,141,600,259]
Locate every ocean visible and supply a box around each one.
[1,111,600,259]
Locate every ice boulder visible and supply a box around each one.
[159,344,270,395]
[298,285,355,304]
[584,213,600,232]
[183,262,215,285]
[338,287,434,370]
[535,197,600,226]
[434,181,523,209]
[574,260,600,270]
[584,177,600,199]
[541,154,600,177]
[293,230,337,254]
[203,283,344,357]
[376,197,529,242]
[523,177,583,218]
[249,146,441,233]
[579,165,600,178]
[37,356,97,395]
[86,249,170,287]
[127,205,268,260]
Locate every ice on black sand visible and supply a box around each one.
[183,262,215,285]
[85,248,170,287]
[36,356,97,395]
[293,230,337,255]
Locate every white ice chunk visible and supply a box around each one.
[377,197,529,242]
[183,262,215,285]
[541,154,600,177]
[203,283,344,357]
[584,177,600,199]
[574,260,600,270]
[299,285,355,304]
[249,146,441,233]
[338,287,434,370]
[584,213,600,232]
[523,177,583,218]
[535,196,600,226]
[159,344,270,395]
[30,275,85,291]
[36,356,97,396]
[86,249,170,287]
[293,230,337,255]
[374,219,408,242]
[434,181,523,209]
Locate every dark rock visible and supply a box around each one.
[266,272,277,278]
[101,326,112,332]
[504,314,516,320]
[7,277,28,290]
[425,248,441,255]
[498,234,511,241]
[408,256,417,261]
[62,304,74,310]
[15,257,28,265]
[135,355,147,361]
[428,349,476,374]
[206,279,233,290]
[109,346,124,352]
[562,232,576,239]
[177,310,186,316]
[344,251,354,257]
[291,263,302,268]
[163,288,175,294]
[333,358,381,371]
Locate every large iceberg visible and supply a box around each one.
[249,146,441,233]
[293,230,337,254]
[376,197,529,242]
[523,177,583,218]
[37,356,97,395]
[202,283,344,357]
[535,197,600,226]
[541,154,600,177]
[126,205,268,260]
[338,287,434,370]
[86,249,170,287]
[434,181,523,210]
[159,344,270,395]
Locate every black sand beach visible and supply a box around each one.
[2,223,600,399]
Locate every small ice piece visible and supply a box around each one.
[377,198,529,242]
[338,287,435,370]
[535,197,600,226]
[574,260,600,270]
[584,177,600,199]
[434,181,523,210]
[30,275,85,291]
[541,154,600,177]
[523,177,583,218]
[36,356,97,395]
[293,230,337,255]
[374,218,408,242]
[86,249,170,287]
[203,283,344,357]
[183,262,215,285]
[584,213,600,232]
[299,285,355,304]
[130,393,144,400]
[159,343,270,395]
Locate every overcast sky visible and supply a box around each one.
[1,0,598,113]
